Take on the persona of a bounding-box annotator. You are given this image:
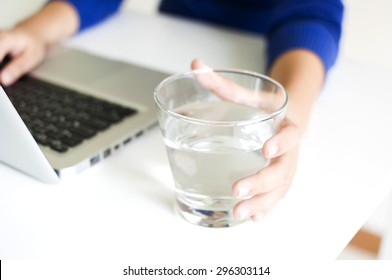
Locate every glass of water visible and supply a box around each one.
[154,69,288,227]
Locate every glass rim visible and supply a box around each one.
[153,68,288,127]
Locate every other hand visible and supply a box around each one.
[0,27,47,86]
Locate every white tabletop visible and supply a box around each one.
[1,10,392,262]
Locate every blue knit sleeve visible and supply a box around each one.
[50,0,123,31]
[266,0,344,72]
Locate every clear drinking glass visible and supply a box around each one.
[154,69,288,227]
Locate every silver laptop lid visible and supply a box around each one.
[0,86,59,183]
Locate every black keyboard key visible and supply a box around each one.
[80,118,110,130]
[33,133,50,146]
[69,125,97,138]
[87,110,123,123]
[48,140,69,153]
[60,135,84,147]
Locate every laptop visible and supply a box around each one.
[0,46,169,183]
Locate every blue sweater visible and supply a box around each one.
[53,0,344,72]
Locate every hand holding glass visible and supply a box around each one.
[154,69,287,227]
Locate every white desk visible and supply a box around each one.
[1,11,392,262]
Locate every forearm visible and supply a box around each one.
[14,1,79,45]
[268,49,325,135]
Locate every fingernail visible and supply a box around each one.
[238,208,249,220]
[1,72,13,86]
[266,143,278,158]
[198,60,210,69]
[236,181,250,198]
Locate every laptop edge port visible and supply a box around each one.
[123,137,132,145]
[103,148,111,158]
[90,154,100,166]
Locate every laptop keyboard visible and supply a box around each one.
[4,76,137,153]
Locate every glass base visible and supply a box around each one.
[175,197,245,228]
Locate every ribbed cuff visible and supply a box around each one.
[50,0,122,31]
[267,20,339,73]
